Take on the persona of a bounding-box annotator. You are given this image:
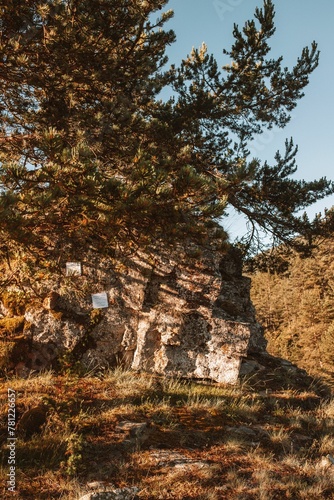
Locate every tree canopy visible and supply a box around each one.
[0,0,333,264]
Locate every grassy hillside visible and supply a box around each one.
[249,238,334,385]
[0,363,333,500]
[1,240,334,499]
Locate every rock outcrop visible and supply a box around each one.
[0,238,266,384]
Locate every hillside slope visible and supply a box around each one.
[0,367,333,499]
[249,238,334,384]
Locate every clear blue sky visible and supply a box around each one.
[162,0,334,240]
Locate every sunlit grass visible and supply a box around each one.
[0,368,333,499]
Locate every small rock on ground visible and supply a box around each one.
[78,486,139,500]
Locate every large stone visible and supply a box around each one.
[78,487,140,500]
[82,243,265,384]
[2,239,266,384]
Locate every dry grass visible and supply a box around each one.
[1,368,334,499]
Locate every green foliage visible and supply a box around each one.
[57,350,85,376]
[60,433,84,477]
[0,0,332,267]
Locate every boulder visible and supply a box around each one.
[1,240,266,384]
[78,487,139,500]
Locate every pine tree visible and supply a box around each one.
[249,237,334,380]
[0,0,333,265]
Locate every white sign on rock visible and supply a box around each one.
[66,262,82,276]
[91,292,109,309]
